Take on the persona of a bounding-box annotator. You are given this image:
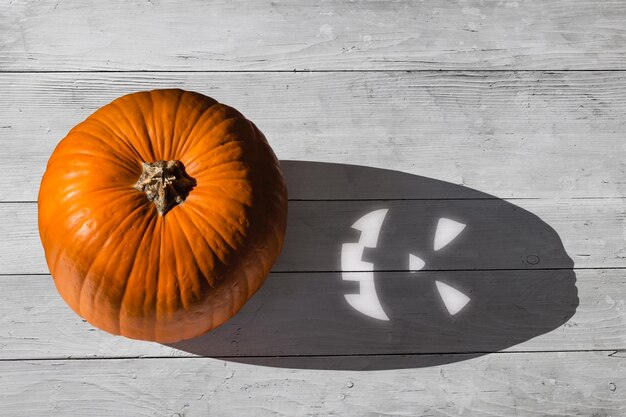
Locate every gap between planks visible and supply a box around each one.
[0,349,623,363]
[3,70,626,73]
[6,197,626,203]
[2,267,626,277]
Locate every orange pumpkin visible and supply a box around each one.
[38,89,288,343]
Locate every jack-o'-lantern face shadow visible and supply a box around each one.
[168,161,578,370]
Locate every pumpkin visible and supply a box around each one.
[38,89,288,343]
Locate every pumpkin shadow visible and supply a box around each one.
[168,161,578,370]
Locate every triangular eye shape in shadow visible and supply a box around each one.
[409,254,425,272]
[434,218,466,251]
[435,281,471,315]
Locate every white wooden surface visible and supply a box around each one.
[3,198,626,274]
[2,71,626,201]
[0,270,623,360]
[1,1,626,416]
[2,0,626,71]
[2,353,625,417]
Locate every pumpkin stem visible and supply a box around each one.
[134,160,196,216]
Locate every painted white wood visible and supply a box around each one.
[2,71,626,201]
[1,352,624,417]
[1,198,624,275]
[2,1,624,412]
[2,0,626,71]
[0,269,621,360]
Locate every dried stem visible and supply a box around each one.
[134,160,196,216]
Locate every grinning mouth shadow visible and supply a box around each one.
[168,160,578,370]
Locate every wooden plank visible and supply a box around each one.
[1,352,624,416]
[0,270,622,361]
[2,0,626,71]
[2,71,626,202]
[1,197,624,275]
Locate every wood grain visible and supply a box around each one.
[2,1,624,413]
[1,198,624,275]
[0,269,623,361]
[1,352,624,417]
[2,71,625,202]
[2,0,626,71]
